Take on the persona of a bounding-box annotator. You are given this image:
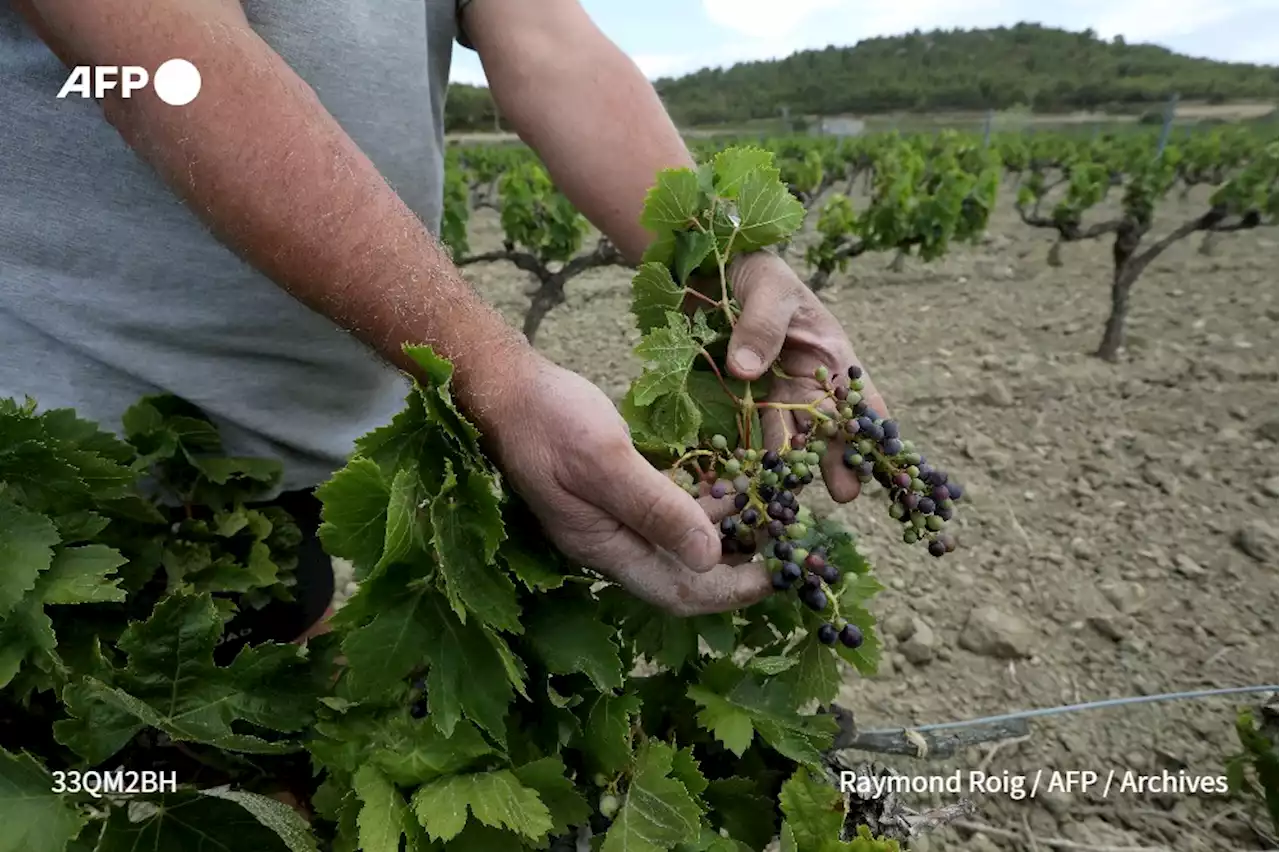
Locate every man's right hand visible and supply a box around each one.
[475,353,772,616]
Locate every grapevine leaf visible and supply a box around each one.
[525,599,624,692]
[411,770,553,843]
[339,589,433,701]
[402,344,484,456]
[0,748,86,852]
[54,593,318,762]
[734,168,806,252]
[672,230,716,286]
[316,457,390,581]
[601,742,703,852]
[429,463,519,634]
[368,718,494,787]
[712,147,776,199]
[95,792,299,852]
[499,539,566,592]
[632,263,686,334]
[632,312,713,406]
[746,655,799,676]
[0,598,55,689]
[685,688,754,756]
[778,634,842,708]
[37,544,127,604]
[688,668,835,767]
[197,788,320,852]
[0,497,59,618]
[511,756,592,836]
[778,768,846,850]
[640,168,702,233]
[582,692,641,775]
[704,778,777,850]
[668,745,709,797]
[375,467,422,574]
[641,229,676,268]
[419,594,518,743]
[353,764,415,852]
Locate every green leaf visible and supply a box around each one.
[672,230,716,286]
[631,312,721,447]
[686,687,755,756]
[582,692,641,775]
[601,742,703,852]
[340,589,433,701]
[191,455,283,487]
[526,600,624,693]
[704,778,777,850]
[734,168,806,252]
[411,770,553,843]
[688,668,835,767]
[37,544,126,605]
[353,764,416,852]
[746,656,799,676]
[197,788,320,852]
[0,748,86,852]
[778,768,845,849]
[511,756,591,836]
[430,464,520,634]
[419,594,519,743]
[0,498,59,618]
[632,263,687,334]
[54,592,318,763]
[778,635,842,708]
[96,792,300,852]
[712,147,776,199]
[316,457,390,581]
[403,344,484,456]
[375,467,423,574]
[832,604,880,678]
[640,168,702,233]
[368,718,494,787]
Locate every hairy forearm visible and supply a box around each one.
[467,3,694,262]
[23,0,528,424]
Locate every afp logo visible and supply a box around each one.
[56,59,202,106]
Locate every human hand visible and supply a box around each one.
[720,250,889,504]
[478,352,772,616]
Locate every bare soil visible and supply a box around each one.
[454,184,1280,851]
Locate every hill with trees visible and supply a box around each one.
[444,23,1279,132]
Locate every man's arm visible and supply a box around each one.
[19,0,527,424]
[462,0,695,263]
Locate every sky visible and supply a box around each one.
[448,0,1280,85]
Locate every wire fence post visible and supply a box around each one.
[982,109,994,149]
[1156,93,1179,156]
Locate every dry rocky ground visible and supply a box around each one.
[445,183,1280,851]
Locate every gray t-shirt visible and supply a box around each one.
[0,1,470,492]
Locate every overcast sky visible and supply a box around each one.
[449,0,1280,85]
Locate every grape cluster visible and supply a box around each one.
[670,363,963,640]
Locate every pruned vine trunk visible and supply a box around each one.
[808,268,832,292]
[1096,223,1142,362]
[1046,240,1063,267]
[522,275,565,344]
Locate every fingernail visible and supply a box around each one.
[733,348,763,376]
[676,529,715,572]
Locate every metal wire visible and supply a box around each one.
[859,684,1279,735]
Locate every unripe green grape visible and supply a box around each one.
[814,365,830,382]
[906,465,920,478]
[903,528,918,544]
[744,449,758,462]
[857,440,874,455]
[847,391,862,406]
[806,451,822,465]
[911,477,927,492]
[820,421,839,439]
[846,453,863,466]
[901,440,915,453]
[926,515,944,532]
[787,450,806,464]
[851,378,865,392]
[711,434,728,450]
[791,547,809,562]
[889,503,906,520]
[599,793,620,818]
[791,462,809,478]
[593,773,609,787]
[911,512,926,529]
[761,471,779,486]
[786,523,807,538]
[838,405,853,419]
[724,458,742,476]
[940,498,954,511]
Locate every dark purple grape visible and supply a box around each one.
[856,461,874,478]
[781,561,802,582]
[722,537,740,555]
[819,564,840,585]
[834,385,849,401]
[918,497,936,515]
[847,364,863,380]
[936,504,953,522]
[932,485,950,503]
[817,623,838,645]
[882,437,903,455]
[774,541,795,561]
[781,508,796,524]
[759,485,777,502]
[852,401,869,417]
[803,574,822,590]
[838,624,864,649]
[928,539,947,557]
[771,571,792,591]
[733,491,749,510]
[946,482,964,501]
[800,472,814,485]
[741,508,760,526]
[738,538,757,555]
[866,423,884,441]
[803,589,828,612]
[783,474,801,490]
[762,450,781,469]
[857,417,874,433]
[804,552,826,571]
[711,481,728,499]
[901,492,920,511]
[882,420,900,439]
[767,519,786,538]
[844,420,860,436]
[719,517,737,535]
[893,472,911,489]
[767,501,784,520]
[778,491,796,508]
[410,701,428,719]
